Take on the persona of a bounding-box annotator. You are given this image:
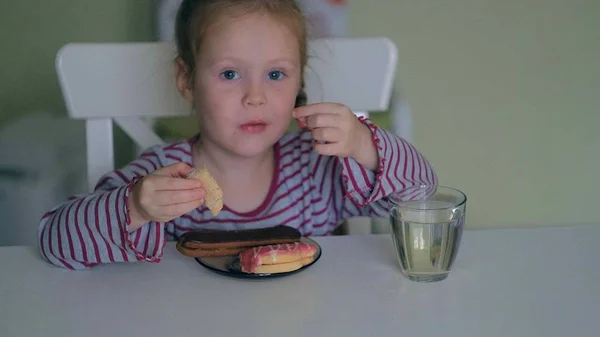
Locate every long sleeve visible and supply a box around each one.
[311,117,438,226]
[37,146,167,270]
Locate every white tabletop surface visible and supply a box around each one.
[1,224,599,337]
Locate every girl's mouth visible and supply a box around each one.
[239,121,268,134]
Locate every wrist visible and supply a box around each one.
[352,122,380,171]
[126,183,150,232]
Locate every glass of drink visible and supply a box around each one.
[388,185,467,282]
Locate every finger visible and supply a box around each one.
[163,199,205,217]
[150,176,203,191]
[292,102,345,119]
[295,118,307,129]
[155,188,205,206]
[313,142,340,156]
[306,114,339,129]
[154,162,193,178]
[311,127,343,143]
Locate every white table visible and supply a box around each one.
[1,224,599,337]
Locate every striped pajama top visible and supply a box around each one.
[37,118,437,269]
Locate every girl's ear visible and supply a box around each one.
[175,57,194,102]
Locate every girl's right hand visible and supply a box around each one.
[127,163,205,232]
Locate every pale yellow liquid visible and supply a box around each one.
[390,200,464,282]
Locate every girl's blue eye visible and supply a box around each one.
[221,70,239,80]
[268,70,285,80]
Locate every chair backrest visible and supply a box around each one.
[56,37,398,192]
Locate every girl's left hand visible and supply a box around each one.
[292,103,379,171]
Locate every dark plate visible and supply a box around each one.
[195,237,321,279]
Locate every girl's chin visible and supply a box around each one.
[201,126,288,158]
[228,142,276,158]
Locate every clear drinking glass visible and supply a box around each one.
[389,185,467,282]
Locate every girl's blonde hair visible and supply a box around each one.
[175,0,308,107]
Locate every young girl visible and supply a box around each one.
[38,0,437,270]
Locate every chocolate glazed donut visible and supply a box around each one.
[176,225,302,257]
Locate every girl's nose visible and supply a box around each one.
[243,81,266,107]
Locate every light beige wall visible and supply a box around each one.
[0,0,154,123]
[349,1,600,229]
[0,0,155,166]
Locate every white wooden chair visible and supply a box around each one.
[55,37,399,234]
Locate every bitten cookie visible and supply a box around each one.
[186,165,223,216]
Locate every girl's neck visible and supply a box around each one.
[192,136,275,184]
